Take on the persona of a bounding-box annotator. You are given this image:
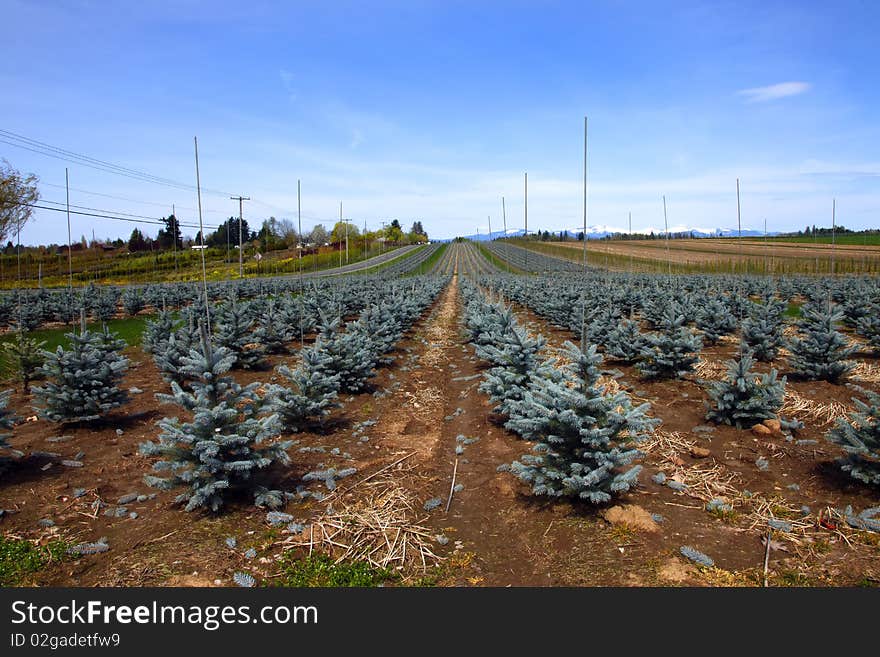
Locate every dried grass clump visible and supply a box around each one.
[280,473,442,574]
[781,390,850,426]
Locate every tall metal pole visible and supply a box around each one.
[628,210,633,273]
[501,196,509,272]
[297,179,304,349]
[339,201,343,267]
[297,179,303,278]
[488,215,492,241]
[172,203,178,275]
[736,178,743,275]
[194,137,211,332]
[230,195,250,278]
[583,115,588,274]
[65,168,73,294]
[524,172,529,273]
[831,198,837,277]
[662,195,671,277]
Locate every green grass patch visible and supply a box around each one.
[419,242,448,273]
[765,234,880,246]
[271,553,395,587]
[358,244,428,276]
[784,302,802,319]
[0,536,72,586]
[477,243,524,273]
[0,316,150,378]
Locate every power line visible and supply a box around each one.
[10,202,222,232]
[38,181,224,215]
[39,198,180,222]
[0,129,233,197]
[4,128,307,219]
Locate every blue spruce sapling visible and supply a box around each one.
[140,324,291,512]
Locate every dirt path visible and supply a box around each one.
[376,275,687,585]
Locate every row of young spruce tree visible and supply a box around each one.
[0,277,447,508]
[461,277,880,498]
[486,273,874,383]
[137,276,446,511]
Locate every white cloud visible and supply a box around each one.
[737,81,811,103]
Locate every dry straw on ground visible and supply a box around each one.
[279,469,442,575]
[781,390,850,426]
[693,359,726,380]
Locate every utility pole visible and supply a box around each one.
[230,195,250,278]
[488,215,492,241]
[381,221,387,255]
[339,201,343,267]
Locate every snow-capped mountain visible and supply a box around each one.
[452,224,774,242]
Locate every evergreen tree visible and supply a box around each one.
[584,307,618,348]
[741,300,786,362]
[142,310,176,355]
[280,296,317,339]
[705,350,786,429]
[826,388,880,487]
[265,348,340,432]
[638,306,702,380]
[855,307,880,354]
[33,316,129,423]
[213,299,265,369]
[478,324,547,415]
[0,332,45,393]
[140,325,291,512]
[356,300,403,364]
[604,317,645,363]
[312,314,376,393]
[509,341,658,503]
[696,298,737,345]
[253,298,292,354]
[122,288,145,317]
[153,325,197,386]
[0,389,16,451]
[91,289,118,323]
[788,303,855,382]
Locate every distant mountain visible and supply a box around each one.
[447,225,775,242]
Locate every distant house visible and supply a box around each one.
[191,244,208,250]
[55,243,86,255]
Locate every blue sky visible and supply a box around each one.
[3,0,878,244]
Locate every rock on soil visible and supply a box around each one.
[751,423,773,437]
